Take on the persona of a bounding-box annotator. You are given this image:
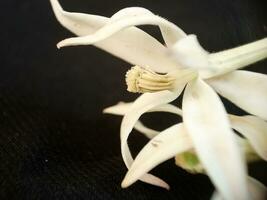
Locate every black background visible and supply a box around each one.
[0,0,267,199]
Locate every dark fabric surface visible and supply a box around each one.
[1,0,267,199]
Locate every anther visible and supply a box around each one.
[125,66,175,93]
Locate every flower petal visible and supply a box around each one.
[104,102,160,139]
[149,103,182,116]
[110,7,153,21]
[230,115,267,161]
[50,0,179,73]
[103,102,159,138]
[170,35,211,70]
[57,9,186,48]
[134,121,159,139]
[103,101,182,116]
[211,177,267,200]
[103,102,133,115]
[121,123,192,188]
[207,37,267,78]
[121,89,183,188]
[50,0,106,35]
[183,78,249,200]
[235,136,260,163]
[109,7,186,46]
[208,70,267,120]
[103,102,182,139]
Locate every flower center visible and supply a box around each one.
[125,66,197,93]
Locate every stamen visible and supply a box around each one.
[126,66,197,93]
[126,66,175,93]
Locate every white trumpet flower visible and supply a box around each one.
[50,0,267,199]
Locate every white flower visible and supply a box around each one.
[50,0,267,199]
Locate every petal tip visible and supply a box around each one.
[163,184,170,190]
[102,108,112,114]
[121,178,171,190]
[57,41,64,49]
[102,109,108,114]
[121,179,131,189]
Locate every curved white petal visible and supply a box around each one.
[121,123,192,188]
[208,70,267,120]
[109,7,186,46]
[121,89,183,188]
[230,115,267,161]
[103,102,159,138]
[50,0,179,73]
[103,102,133,115]
[207,37,267,78]
[103,102,182,139]
[149,103,182,116]
[57,10,186,48]
[183,78,249,200]
[104,101,182,116]
[50,0,106,35]
[134,121,159,139]
[103,102,160,138]
[211,177,267,200]
[110,7,153,21]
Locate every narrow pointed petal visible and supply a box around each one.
[104,101,182,116]
[121,89,183,188]
[183,78,249,200]
[103,102,160,138]
[134,121,159,139]
[230,115,267,161]
[57,10,186,48]
[50,0,106,35]
[211,177,267,200]
[207,37,267,78]
[208,70,267,120]
[122,123,192,188]
[103,102,133,115]
[103,102,181,139]
[50,0,179,73]
[149,104,182,116]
